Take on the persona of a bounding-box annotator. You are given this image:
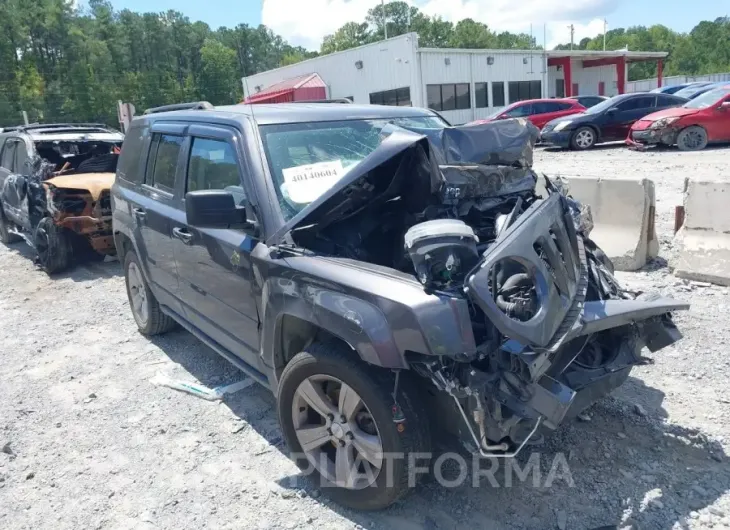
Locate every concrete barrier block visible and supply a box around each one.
[673,179,730,286]
[561,177,657,271]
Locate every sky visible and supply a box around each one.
[103,0,727,51]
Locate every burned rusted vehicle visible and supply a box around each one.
[0,123,124,273]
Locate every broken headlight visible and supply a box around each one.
[650,117,680,129]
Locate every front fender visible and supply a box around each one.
[260,275,407,370]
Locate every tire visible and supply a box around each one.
[571,126,597,150]
[0,208,21,244]
[676,126,708,151]
[123,250,176,335]
[277,342,431,510]
[34,217,71,274]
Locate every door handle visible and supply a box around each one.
[172,227,194,245]
[133,207,146,219]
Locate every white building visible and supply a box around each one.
[242,33,667,125]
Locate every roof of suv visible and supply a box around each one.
[141,103,443,126]
[0,123,124,142]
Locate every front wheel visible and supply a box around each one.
[677,126,708,151]
[277,342,431,510]
[34,217,71,274]
[571,127,596,150]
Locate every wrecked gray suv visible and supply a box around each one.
[112,102,687,511]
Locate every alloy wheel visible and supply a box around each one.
[575,129,594,148]
[127,261,149,326]
[291,375,383,489]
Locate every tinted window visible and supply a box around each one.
[147,134,182,192]
[616,96,655,112]
[455,83,470,110]
[117,122,148,183]
[441,84,456,111]
[396,87,411,106]
[427,85,442,111]
[556,102,574,110]
[504,104,532,118]
[369,87,410,107]
[14,142,28,173]
[657,95,682,107]
[187,138,241,195]
[508,80,542,104]
[1,141,17,171]
[475,82,488,108]
[427,84,469,111]
[532,102,562,114]
[492,82,505,107]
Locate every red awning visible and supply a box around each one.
[244,73,326,104]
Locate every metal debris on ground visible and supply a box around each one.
[150,373,254,401]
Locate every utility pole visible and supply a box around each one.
[568,24,575,50]
[603,19,608,51]
[382,0,387,40]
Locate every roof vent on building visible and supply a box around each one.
[444,57,451,66]
[355,60,363,70]
[523,57,529,64]
[486,56,494,65]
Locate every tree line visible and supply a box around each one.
[0,0,728,127]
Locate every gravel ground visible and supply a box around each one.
[1,144,730,530]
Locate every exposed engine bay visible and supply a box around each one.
[280,118,688,455]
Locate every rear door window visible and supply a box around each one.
[14,141,28,173]
[146,133,183,193]
[618,96,655,111]
[504,104,532,117]
[117,122,148,183]
[1,141,17,171]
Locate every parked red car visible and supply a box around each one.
[469,98,586,129]
[628,85,730,151]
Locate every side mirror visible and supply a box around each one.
[185,190,248,229]
[721,101,730,110]
[606,107,618,115]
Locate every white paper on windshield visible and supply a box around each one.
[281,160,345,204]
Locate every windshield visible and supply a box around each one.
[684,87,730,109]
[673,84,712,99]
[582,97,617,115]
[260,116,447,221]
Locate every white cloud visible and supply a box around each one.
[262,0,619,50]
[262,0,378,51]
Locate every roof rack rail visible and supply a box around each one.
[144,101,214,115]
[16,123,112,131]
[290,98,353,104]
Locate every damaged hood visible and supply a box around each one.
[637,106,700,123]
[269,119,539,245]
[44,172,115,201]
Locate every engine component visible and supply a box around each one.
[404,219,479,288]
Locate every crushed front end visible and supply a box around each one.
[44,179,115,255]
[396,123,688,456]
[413,182,686,455]
[627,118,681,148]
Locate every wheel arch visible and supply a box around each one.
[261,285,410,386]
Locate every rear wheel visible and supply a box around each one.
[277,342,431,510]
[123,250,176,335]
[34,217,71,274]
[676,126,708,151]
[571,127,596,150]
[0,208,21,244]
